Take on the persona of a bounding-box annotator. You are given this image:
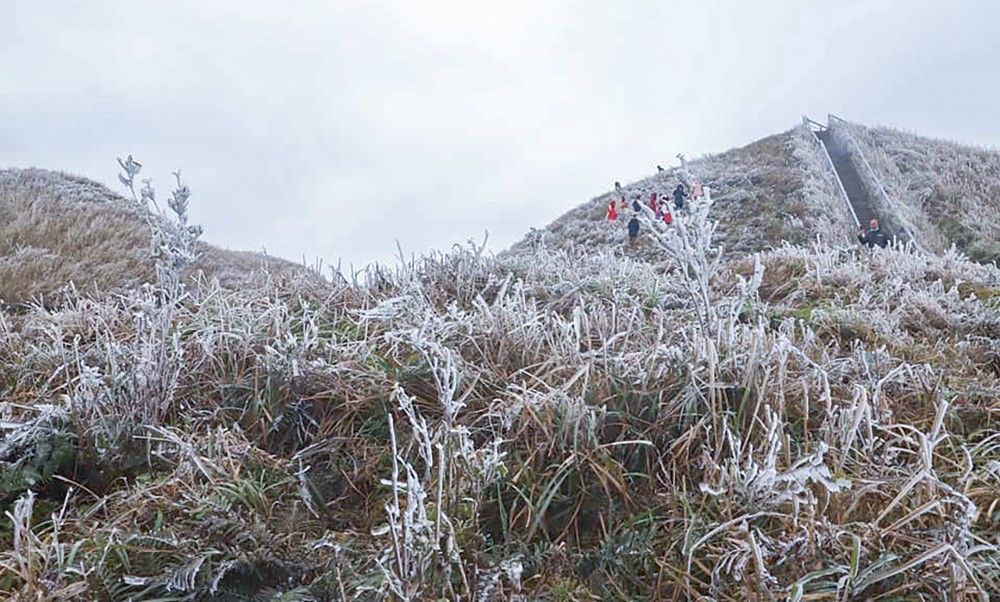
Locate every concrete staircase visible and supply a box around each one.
[815,129,881,233]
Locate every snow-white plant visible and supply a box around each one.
[54,157,206,472]
[641,195,724,336]
[699,407,851,516]
[116,156,202,302]
[373,324,510,600]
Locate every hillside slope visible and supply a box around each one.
[0,168,322,305]
[512,123,857,258]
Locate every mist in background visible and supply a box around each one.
[3,0,999,271]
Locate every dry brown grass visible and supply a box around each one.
[0,229,996,599]
[0,168,323,306]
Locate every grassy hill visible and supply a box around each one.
[0,168,321,306]
[512,123,857,259]
[1,130,999,600]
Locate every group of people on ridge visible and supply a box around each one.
[607,179,705,247]
[606,173,892,251]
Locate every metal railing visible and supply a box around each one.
[803,115,859,228]
[802,116,827,132]
[828,114,897,218]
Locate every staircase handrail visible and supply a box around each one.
[802,116,827,131]
[827,114,897,221]
[804,116,860,228]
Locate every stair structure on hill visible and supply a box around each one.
[815,128,879,231]
[804,116,880,234]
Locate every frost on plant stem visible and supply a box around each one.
[372,328,508,600]
[116,154,142,204]
[642,192,725,336]
[117,156,202,301]
[700,407,851,516]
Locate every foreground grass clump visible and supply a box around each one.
[1,200,999,599]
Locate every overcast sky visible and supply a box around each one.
[3,1,999,271]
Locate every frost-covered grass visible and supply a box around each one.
[1,173,998,599]
[837,121,1000,263]
[512,123,856,260]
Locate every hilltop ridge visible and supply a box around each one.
[0,167,324,305]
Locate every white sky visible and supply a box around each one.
[3,0,999,271]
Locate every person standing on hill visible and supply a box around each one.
[632,195,642,212]
[627,213,640,246]
[615,181,622,194]
[607,199,618,221]
[857,219,889,249]
[649,192,658,213]
[692,180,704,200]
[673,184,687,210]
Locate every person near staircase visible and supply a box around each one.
[857,219,889,249]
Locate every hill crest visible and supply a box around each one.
[514,118,1000,264]
[0,167,323,305]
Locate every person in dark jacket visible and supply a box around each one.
[857,219,889,249]
[672,184,687,210]
[627,213,640,246]
[632,195,642,212]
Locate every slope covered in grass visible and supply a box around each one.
[0,168,319,305]
[513,123,857,259]
[1,186,998,599]
[835,121,1000,263]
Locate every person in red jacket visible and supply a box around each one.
[662,207,673,225]
[649,192,658,213]
[607,199,617,221]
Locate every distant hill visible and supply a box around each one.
[514,120,1000,264]
[512,124,856,259]
[0,168,323,305]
